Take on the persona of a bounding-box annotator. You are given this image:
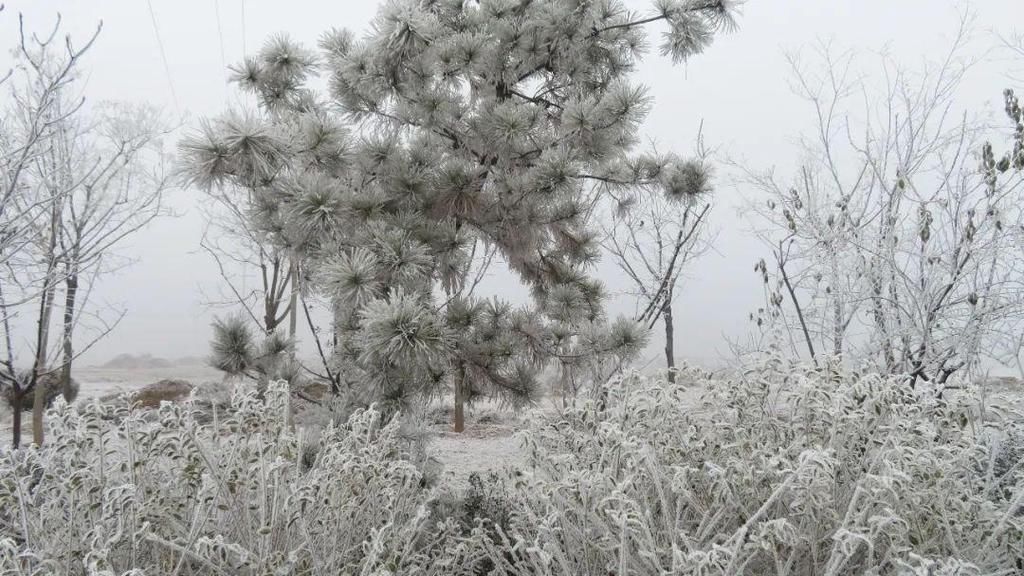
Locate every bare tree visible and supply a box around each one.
[196,169,337,394]
[1000,29,1024,84]
[984,87,1024,377]
[198,187,298,337]
[1,14,170,447]
[605,194,712,383]
[50,102,171,401]
[742,21,1024,386]
[1,13,100,447]
[602,127,714,383]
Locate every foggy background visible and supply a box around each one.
[1,0,1018,368]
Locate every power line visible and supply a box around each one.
[213,0,227,68]
[213,0,229,102]
[240,0,247,56]
[145,0,179,113]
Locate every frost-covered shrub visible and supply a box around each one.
[2,372,79,412]
[494,365,1024,575]
[2,367,1022,575]
[0,381,477,575]
[430,471,527,574]
[989,428,1024,503]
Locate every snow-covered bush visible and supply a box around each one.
[0,381,476,575]
[1,372,79,412]
[2,366,1022,575]
[495,364,1024,575]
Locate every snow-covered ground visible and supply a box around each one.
[0,361,224,441]
[4,363,1021,495]
[0,360,543,490]
[422,399,561,490]
[73,363,225,400]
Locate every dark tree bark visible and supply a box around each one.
[663,287,676,384]
[453,361,466,433]
[59,264,78,400]
[775,244,818,369]
[288,263,299,342]
[31,274,58,446]
[11,391,23,449]
[262,256,281,334]
[0,278,22,448]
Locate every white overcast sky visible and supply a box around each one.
[1,0,1020,367]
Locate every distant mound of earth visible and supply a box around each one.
[98,353,174,370]
[130,379,194,408]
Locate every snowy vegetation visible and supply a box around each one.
[741,25,1024,385]
[0,12,171,447]
[2,0,1024,574]
[510,362,1024,574]
[1,365,1022,575]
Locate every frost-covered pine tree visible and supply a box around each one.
[182,0,735,426]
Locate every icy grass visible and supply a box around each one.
[1,366,1022,575]
[508,365,1024,575]
[0,382,456,575]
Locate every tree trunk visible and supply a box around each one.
[0,278,20,448]
[12,390,23,449]
[32,150,64,446]
[263,293,278,334]
[830,257,844,359]
[777,248,818,368]
[663,292,676,384]
[288,263,299,344]
[32,278,57,446]
[832,298,844,358]
[453,361,466,433]
[60,267,78,400]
